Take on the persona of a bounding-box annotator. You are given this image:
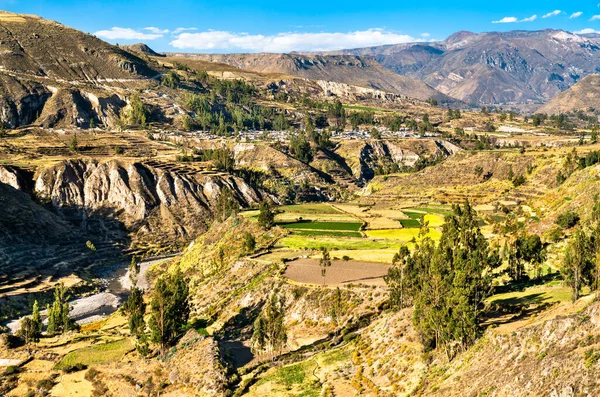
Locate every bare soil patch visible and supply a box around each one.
[284,258,390,286]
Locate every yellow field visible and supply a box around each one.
[316,248,402,263]
[423,213,445,227]
[365,227,442,242]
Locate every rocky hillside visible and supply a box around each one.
[0,11,158,128]
[537,74,600,114]
[0,159,264,290]
[323,29,600,105]
[168,52,455,103]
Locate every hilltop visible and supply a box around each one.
[538,74,600,114]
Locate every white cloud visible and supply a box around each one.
[492,17,518,24]
[169,29,419,52]
[144,27,169,34]
[421,32,431,38]
[94,27,163,40]
[576,28,600,34]
[172,27,198,34]
[542,10,562,19]
[492,15,536,24]
[591,15,600,21]
[570,11,583,19]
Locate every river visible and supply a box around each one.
[5,254,178,334]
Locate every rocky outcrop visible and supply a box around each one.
[36,89,127,128]
[34,159,264,246]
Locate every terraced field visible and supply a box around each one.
[266,203,449,270]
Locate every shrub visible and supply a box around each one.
[556,210,580,229]
[61,363,88,373]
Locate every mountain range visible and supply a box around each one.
[320,29,600,106]
[168,52,456,104]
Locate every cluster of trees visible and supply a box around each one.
[561,200,600,301]
[529,113,578,131]
[556,148,600,185]
[193,148,236,171]
[349,110,375,131]
[446,109,462,121]
[252,290,287,359]
[17,284,76,346]
[503,230,545,282]
[122,94,149,127]
[122,271,190,354]
[327,100,346,132]
[385,201,501,358]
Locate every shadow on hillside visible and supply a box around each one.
[0,182,130,321]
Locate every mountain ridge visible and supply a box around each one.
[314,28,600,105]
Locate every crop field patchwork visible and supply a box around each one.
[275,203,447,268]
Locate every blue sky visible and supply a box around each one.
[7,0,600,52]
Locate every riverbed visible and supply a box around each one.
[5,255,177,334]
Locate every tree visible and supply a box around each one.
[123,287,146,338]
[216,187,239,221]
[243,232,256,254]
[46,284,74,335]
[257,201,275,230]
[387,201,500,359]
[18,300,42,346]
[252,290,287,360]
[17,318,37,348]
[327,100,346,132]
[319,247,332,286]
[70,133,78,152]
[126,94,149,127]
[31,300,42,340]
[562,228,593,302]
[384,245,412,310]
[289,132,313,163]
[129,255,140,283]
[162,71,181,89]
[148,271,190,353]
[273,114,289,131]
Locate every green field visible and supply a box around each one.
[279,221,362,231]
[279,204,342,214]
[55,338,133,370]
[342,105,387,112]
[403,211,424,220]
[487,282,588,306]
[279,236,398,250]
[290,229,363,238]
[399,219,421,228]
